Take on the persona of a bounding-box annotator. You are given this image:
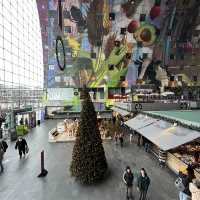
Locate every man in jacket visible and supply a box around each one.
[137,168,150,200]
[123,166,134,200]
[15,137,28,159]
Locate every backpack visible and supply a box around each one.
[175,177,185,191]
[1,141,8,152]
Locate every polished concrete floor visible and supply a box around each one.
[0,120,178,200]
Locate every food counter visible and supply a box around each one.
[167,153,200,180]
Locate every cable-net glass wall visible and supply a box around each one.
[0,0,44,109]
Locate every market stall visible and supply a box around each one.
[167,152,200,180]
[111,106,131,117]
[169,140,200,179]
[125,113,200,178]
[49,118,114,143]
[15,110,36,128]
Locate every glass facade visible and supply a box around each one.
[0,0,44,89]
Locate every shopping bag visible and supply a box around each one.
[25,146,29,154]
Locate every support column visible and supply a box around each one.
[159,148,167,168]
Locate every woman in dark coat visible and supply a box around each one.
[123,166,134,200]
[137,168,151,200]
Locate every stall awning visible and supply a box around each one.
[125,114,200,151]
[111,107,130,116]
[125,114,159,130]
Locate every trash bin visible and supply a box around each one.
[37,120,40,125]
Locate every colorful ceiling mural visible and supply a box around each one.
[47,0,200,89]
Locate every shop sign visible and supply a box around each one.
[13,107,32,114]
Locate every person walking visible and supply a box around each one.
[0,139,8,153]
[0,146,4,173]
[129,133,133,144]
[137,168,151,200]
[144,141,150,153]
[119,133,124,148]
[137,134,141,147]
[0,138,8,173]
[189,178,200,200]
[112,115,116,125]
[179,166,195,200]
[15,137,28,159]
[114,131,118,145]
[123,166,134,200]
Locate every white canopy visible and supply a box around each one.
[125,114,200,151]
[161,92,175,96]
[111,107,130,116]
[125,114,158,130]
[150,93,159,96]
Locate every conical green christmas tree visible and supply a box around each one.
[70,88,108,184]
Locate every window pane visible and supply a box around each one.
[5,71,12,82]
[0,0,43,89]
[0,69,4,81]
